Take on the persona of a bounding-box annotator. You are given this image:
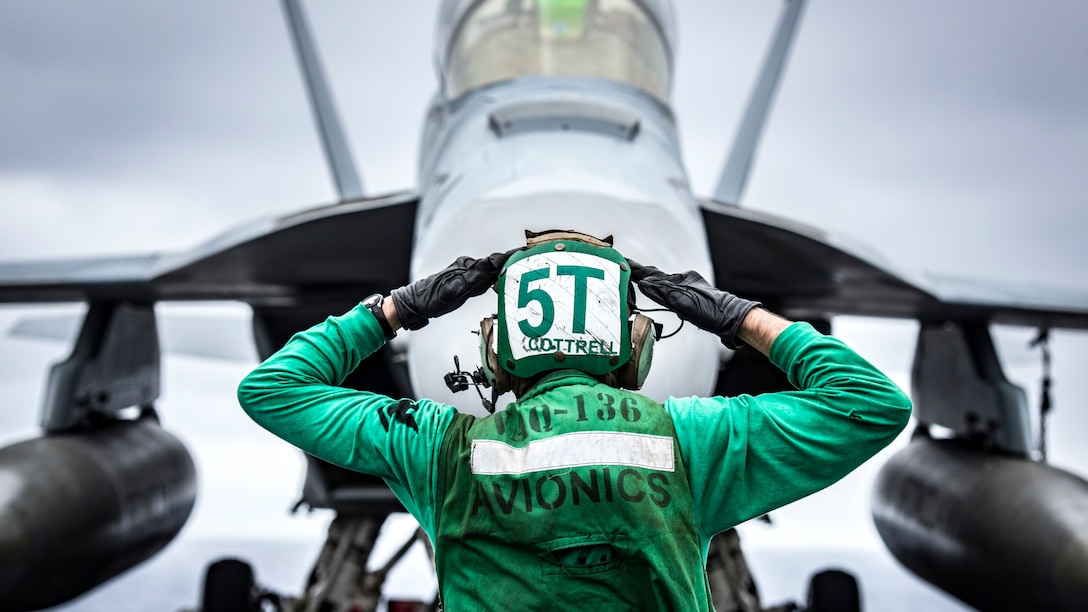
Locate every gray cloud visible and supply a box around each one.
[681,1,1088,287]
[0,2,287,169]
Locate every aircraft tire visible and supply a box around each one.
[201,557,257,612]
[806,569,860,612]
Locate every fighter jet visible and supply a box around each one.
[1,1,1087,610]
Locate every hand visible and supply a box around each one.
[390,250,516,330]
[629,261,761,350]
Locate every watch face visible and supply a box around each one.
[363,293,382,308]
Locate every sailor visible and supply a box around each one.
[238,229,911,610]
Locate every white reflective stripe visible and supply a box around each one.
[471,431,675,475]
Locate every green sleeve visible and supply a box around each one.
[236,303,456,536]
[665,322,912,540]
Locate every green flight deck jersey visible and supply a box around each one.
[238,303,912,610]
[436,373,705,609]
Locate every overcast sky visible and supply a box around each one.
[1,1,1086,608]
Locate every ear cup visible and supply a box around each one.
[479,317,513,395]
[615,314,655,390]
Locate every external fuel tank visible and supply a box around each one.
[873,432,1088,611]
[0,416,196,610]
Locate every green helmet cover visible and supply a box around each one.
[497,239,631,379]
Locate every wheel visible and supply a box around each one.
[806,569,860,612]
[201,557,257,612]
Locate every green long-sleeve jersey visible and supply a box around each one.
[237,303,911,609]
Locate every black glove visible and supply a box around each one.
[391,250,515,330]
[630,262,761,350]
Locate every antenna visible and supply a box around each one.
[280,0,365,201]
[713,0,807,206]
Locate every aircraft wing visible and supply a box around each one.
[0,192,417,306]
[701,199,1088,330]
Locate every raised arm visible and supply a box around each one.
[735,307,791,356]
[630,262,912,538]
[236,250,514,530]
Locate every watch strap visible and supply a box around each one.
[364,294,397,341]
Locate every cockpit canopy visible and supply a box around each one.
[435,0,677,102]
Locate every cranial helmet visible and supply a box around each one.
[480,230,657,396]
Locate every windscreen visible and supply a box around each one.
[439,0,674,101]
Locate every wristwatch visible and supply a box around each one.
[362,293,397,341]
